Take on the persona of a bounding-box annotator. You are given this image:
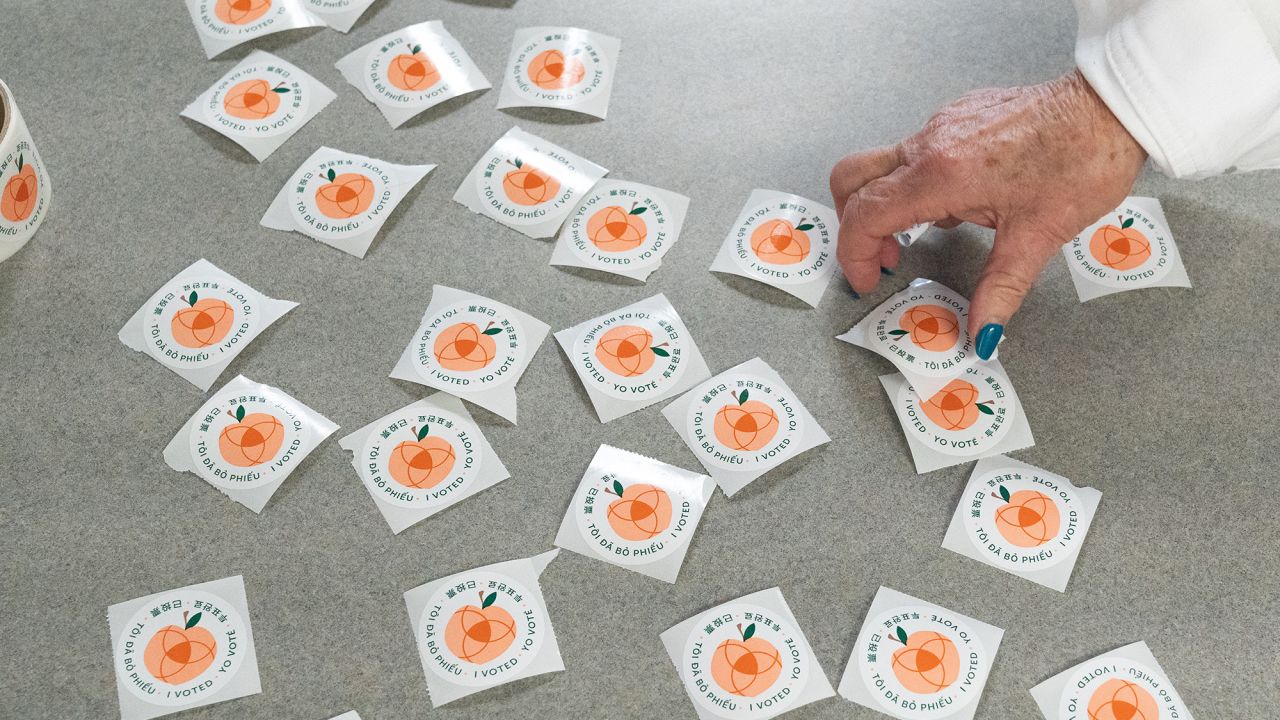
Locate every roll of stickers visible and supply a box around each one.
[0,79,51,263]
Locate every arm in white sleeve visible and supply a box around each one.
[1074,0,1280,178]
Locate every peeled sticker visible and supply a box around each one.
[118,258,297,391]
[555,293,712,423]
[662,357,829,497]
[390,285,549,424]
[838,586,1003,720]
[0,79,52,263]
[550,178,689,281]
[942,455,1100,592]
[496,26,620,119]
[404,549,563,707]
[660,586,836,719]
[709,189,839,307]
[838,278,995,400]
[453,126,608,239]
[335,21,492,128]
[183,0,323,59]
[304,0,375,33]
[260,146,433,257]
[553,444,713,583]
[164,375,338,513]
[1029,641,1195,720]
[879,360,1034,474]
[108,575,261,720]
[1062,196,1191,302]
[181,51,336,163]
[339,392,510,534]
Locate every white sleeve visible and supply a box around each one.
[1074,0,1280,178]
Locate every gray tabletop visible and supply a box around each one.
[2,0,1278,718]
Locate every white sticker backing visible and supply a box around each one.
[1029,641,1195,720]
[1062,197,1191,302]
[496,26,621,119]
[184,0,323,59]
[305,0,376,33]
[550,178,690,282]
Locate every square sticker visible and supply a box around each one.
[1029,641,1195,719]
[550,178,690,282]
[496,26,621,119]
[1062,197,1191,302]
[183,0,322,58]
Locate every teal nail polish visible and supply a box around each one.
[975,323,1003,360]
[851,290,861,299]
[880,266,894,276]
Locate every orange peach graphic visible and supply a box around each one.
[1087,678,1160,720]
[890,627,960,694]
[1089,216,1151,271]
[215,0,271,25]
[994,485,1061,548]
[223,79,288,120]
[434,321,502,372]
[587,202,647,252]
[502,158,560,206]
[314,168,374,220]
[713,389,779,452]
[594,325,669,377]
[921,380,993,432]
[604,479,672,541]
[711,623,782,697]
[171,290,235,349]
[445,591,517,664]
[143,611,217,686]
[387,44,440,92]
[528,49,586,90]
[388,425,456,490]
[1,154,37,223]
[890,304,959,352]
[750,218,812,265]
[218,405,285,467]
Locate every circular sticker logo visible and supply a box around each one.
[411,301,528,390]
[871,288,973,376]
[1066,205,1175,288]
[679,603,811,718]
[572,471,697,566]
[288,157,394,240]
[357,405,482,509]
[475,144,580,226]
[363,33,468,106]
[188,388,310,490]
[729,198,835,285]
[193,0,287,38]
[114,589,248,706]
[418,571,547,686]
[897,365,1017,457]
[564,185,674,270]
[142,278,258,370]
[506,32,610,104]
[0,146,47,235]
[684,374,804,471]
[1057,657,1189,720]
[858,605,990,719]
[205,62,310,138]
[572,308,688,399]
[963,466,1084,571]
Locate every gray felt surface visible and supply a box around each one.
[1,0,1278,718]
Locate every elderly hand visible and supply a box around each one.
[829,69,1147,358]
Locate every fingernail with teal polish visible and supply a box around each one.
[975,323,1003,360]
[851,290,861,299]
[880,266,894,276]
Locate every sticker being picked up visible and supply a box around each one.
[943,455,1100,592]
[662,357,829,497]
[260,146,434,257]
[497,27,620,119]
[838,586,1003,720]
[181,51,336,162]
[404,550,563,707]
[390,285,549,423]
[550,179,690,281]
[164,375,338,513]
[108,575,261,720]
[1062,197,1191,302]
[183,0,322,59]
[838,278,992,400]
[661,586,836,719]
[879,360,1034,474]
[339,392,509,534]
[453,126,608,239]
[335,21,492,128]
[555,293,711,423]
[710,189,839,307]
[304,0,376,33]
[554,444,713,583]
[118,258,297,391]
[1029,641,1195,720]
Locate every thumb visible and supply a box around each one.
[968,222,1065,359]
